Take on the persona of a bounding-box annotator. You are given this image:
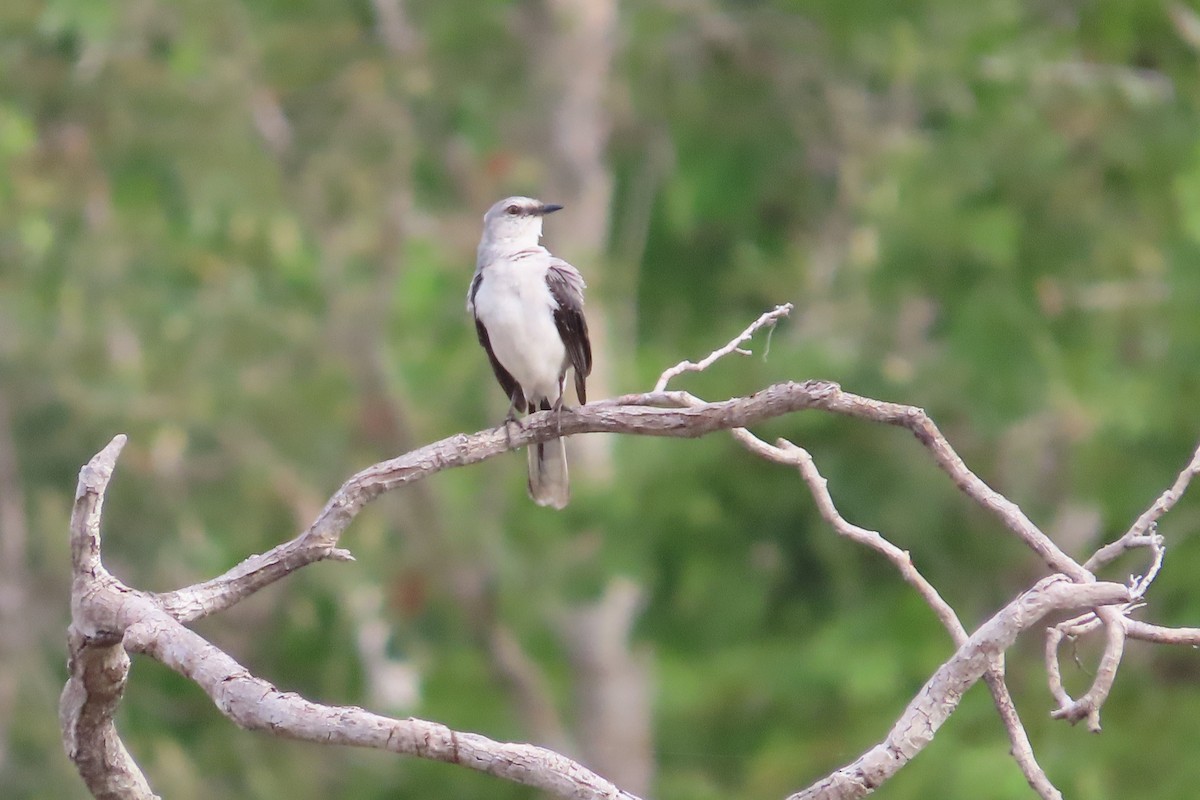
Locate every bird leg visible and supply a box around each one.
[502,390,526,449]
[553,376,566,436]
[505,395,525,426]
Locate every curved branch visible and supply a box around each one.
[722,432,1061,798]
[59,435,158,800]
[157,380,846,623]
[790,578,1131,800]
[654,302,793,392]
[124,609,639,800]
[655,307,1070,800]
[812,393,1086,578]
[1050,610,1127,731]
[157,375,1088,628]
[62,436,641,800]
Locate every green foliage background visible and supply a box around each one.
[3,0,1200,797]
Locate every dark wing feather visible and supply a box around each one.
[545,260,592,405]
[470,273,524,407]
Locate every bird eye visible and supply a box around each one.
[505,205,520,216]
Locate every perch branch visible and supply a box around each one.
[156,380,849,622]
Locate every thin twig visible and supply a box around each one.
[654,303,793,392]
[1085,439,1200,572]
[1125,620,1200,646]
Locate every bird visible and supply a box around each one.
[467,196,592,509]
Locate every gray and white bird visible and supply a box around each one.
[467,196,592,509]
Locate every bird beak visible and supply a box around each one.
[539,203,564,215]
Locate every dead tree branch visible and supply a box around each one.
[61,436,641,800]
[789,578,1131,800]
[654,330,1068,799]
[654,302,793,392]
[60,306,1200,800]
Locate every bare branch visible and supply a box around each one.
[770,439,963,636]
[1049,610,1126,732]
[60,628,157,800]
[60,435,158,800]
[815,392,1087,578]
[1128,534,1167,601]
[123,610,640,800]
[66,435,128,617]
[60,307,1200,800]
[654,302,794,392]
[718,433,1062,798]
[156,380,846,622]
[1083,531,1164,574]
[1084,438,1200,572]
[1044,604,1133,734]
[1040,441,1200,731]
[655,310,1068,800]
[62,437,643,800]
[642,298,1125,798]
[775,439,1063,796]
[982,667,1063,800]
[1125,619,1200,646]
[790,577,1131,800]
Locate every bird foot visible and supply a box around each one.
[502,412,525,448]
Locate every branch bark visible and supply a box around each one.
[59,435,158,800]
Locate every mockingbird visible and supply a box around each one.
[467,196,593,509]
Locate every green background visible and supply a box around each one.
[3,0,1200,797]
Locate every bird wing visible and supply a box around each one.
[545,260,592,405]
[466,270,480,315]
[469,272,524,407]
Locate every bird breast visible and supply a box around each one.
[474,259,568,403]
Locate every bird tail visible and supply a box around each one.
[527,401,569,509]
[528,438,569,510]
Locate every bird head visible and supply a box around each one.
[480,196,563,249]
